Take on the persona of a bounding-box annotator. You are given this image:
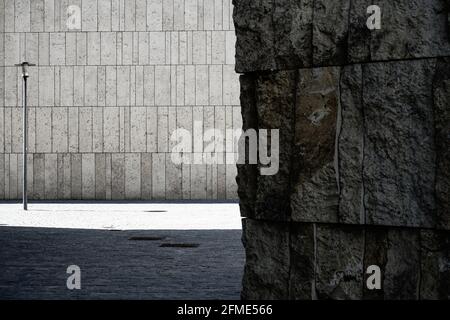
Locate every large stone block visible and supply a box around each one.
[233,0,450,72]
[235,0,450,301]
[242,220,450,299]
[239,58,449,230]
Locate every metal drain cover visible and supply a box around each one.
[160,243,200,248]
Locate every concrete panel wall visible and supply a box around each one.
[0,0,240,200]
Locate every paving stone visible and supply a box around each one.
[0,227,244,300]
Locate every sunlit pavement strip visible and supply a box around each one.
[0,202,242,230]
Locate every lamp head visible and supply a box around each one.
[15,62,36,78]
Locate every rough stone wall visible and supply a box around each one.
[0,0,241,201]
[234,0,450,299]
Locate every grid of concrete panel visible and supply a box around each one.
[0,0,241,200]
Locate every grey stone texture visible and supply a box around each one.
[0,0,240,201]
[238,59,450,230]
[234,0,450,73]
[242,219,450,300]
[235,0,450,299]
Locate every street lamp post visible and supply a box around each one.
[15,62,36,211]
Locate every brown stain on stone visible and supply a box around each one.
[294,67,339,184]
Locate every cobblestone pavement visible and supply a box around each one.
[0,227,244,299]
[0,203,244,299]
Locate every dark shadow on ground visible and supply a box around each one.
[0,227,244,300]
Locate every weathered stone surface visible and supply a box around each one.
[235,0,450,300]
[424,230,450,299]
[289,223,315,299]
[320,59,439,228]
[291,67,340,223]
[241,218,290,300]
[433,57,450,230]
[362,228,388,300]
[236,75,258,219]
[314,224,364,299]
[362,59,437,228]
[239,59,445,229]
[254,71,296,221]
[274,0,311,69]
[232,0,277,72]
[242,219,450,299]
[363,228,421,300]
[338,64,364,224]
[312,0,351,66]
[349,0,450,63]
[381,229,421,300]
[234,0,450,73]
[419,230,450,299]
[448,0,450,36]
[363,228,450,300]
